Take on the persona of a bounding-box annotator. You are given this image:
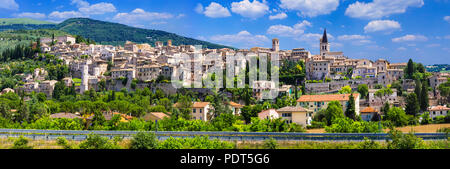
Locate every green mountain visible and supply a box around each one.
[55,18,232,49]
[0,18,56,32]
[0,18,55,25]
[0,29,69,52]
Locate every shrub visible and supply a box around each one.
[263,138,278,149]
[56,137,72,149]
[79,134,120,149]
[307,121,326,129]
[420,112,432,125]
[130,132,158,149]
[358,137,382,149]
[325,117,380,133]
[434,116,446,124]
[387,130,425,149]
[158,136,234,149]
[11,136,33,149]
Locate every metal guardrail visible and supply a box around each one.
[0,129,448,141]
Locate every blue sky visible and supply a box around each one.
[0,0,449,65]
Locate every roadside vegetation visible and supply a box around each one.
[1,130,447,149]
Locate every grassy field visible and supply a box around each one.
[1,138,448,149]
[306,124,450,133]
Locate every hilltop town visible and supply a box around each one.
[0,29,448,131]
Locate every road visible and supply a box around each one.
[0,129,447,141]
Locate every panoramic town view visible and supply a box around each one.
[0,0,448,153]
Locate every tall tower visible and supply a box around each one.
[272,38,279,52]
[80,65,89,94]
[320,29,330,57]
[167,40,172,47]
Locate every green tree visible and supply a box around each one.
[384,107,409,127]
[405,59,415,79]
[130,132,158,149]
[345,93,357,121]
[419,81,429,112]
[339,85,352,94]
[324,101,344,125]
[438,78,450,104]
[405,93,420,116]
[357,84,369,99]
[52,81,66,100]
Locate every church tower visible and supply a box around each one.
[320,29,330,57]
[272,38,279,52]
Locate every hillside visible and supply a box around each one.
[55,18,232,49]
[0,18,55,25]
[0,29,70,52]
[0,18,56,32]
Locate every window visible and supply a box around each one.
[193,109,196,113]
[200,109,203,113]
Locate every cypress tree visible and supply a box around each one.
[345,93,357,120]
[405,93,420,116]
[420,81,429,112]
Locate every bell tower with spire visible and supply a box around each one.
[320,29,330,57]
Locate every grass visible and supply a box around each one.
[306,123,450,133]
[1,138,448,149]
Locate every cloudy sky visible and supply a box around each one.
[0,0,449,65]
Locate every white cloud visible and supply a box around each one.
[79,2,116,15]
[48,11,84,20]
[397,47,407,51]
[364,20,401,33]
[203,2,231,18]
[15,12,46,19]
[279,0,339,17]
[345,0,424,19]
[231,0,269,19]
[337,35,373,46]
[269,12,287,20]
[71,0,89,8]
[210,31,269,47]
[444,16,450,23]
[0,0,19,10]
[267,20,312,37]
[337,35,369,41]
[113,8,174,25]
[445,35,450,39]
[392,35,428,42]
[296,33,334,47]
[427,44,441,48]
[195,3,204,14]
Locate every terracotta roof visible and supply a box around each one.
[361,107,378,113]
[173,102,210,108]
[50,113,82,119]
[297,93,359,102]
[149,112,170,120]
[429,106,450,111]
[228,101,243,108]
[192,102,210,108]
[277,106,310,112]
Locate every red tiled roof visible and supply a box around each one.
[429,106,450,111]
[276,106,310,112]
[192,102,210,108]
[361,107,378,113]
[228,101,243,108]
[150,112,170,120]
[297,93,359,102]
[50,113,82,119]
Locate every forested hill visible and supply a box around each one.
[54,18,232,49]
[0,18,56,32]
